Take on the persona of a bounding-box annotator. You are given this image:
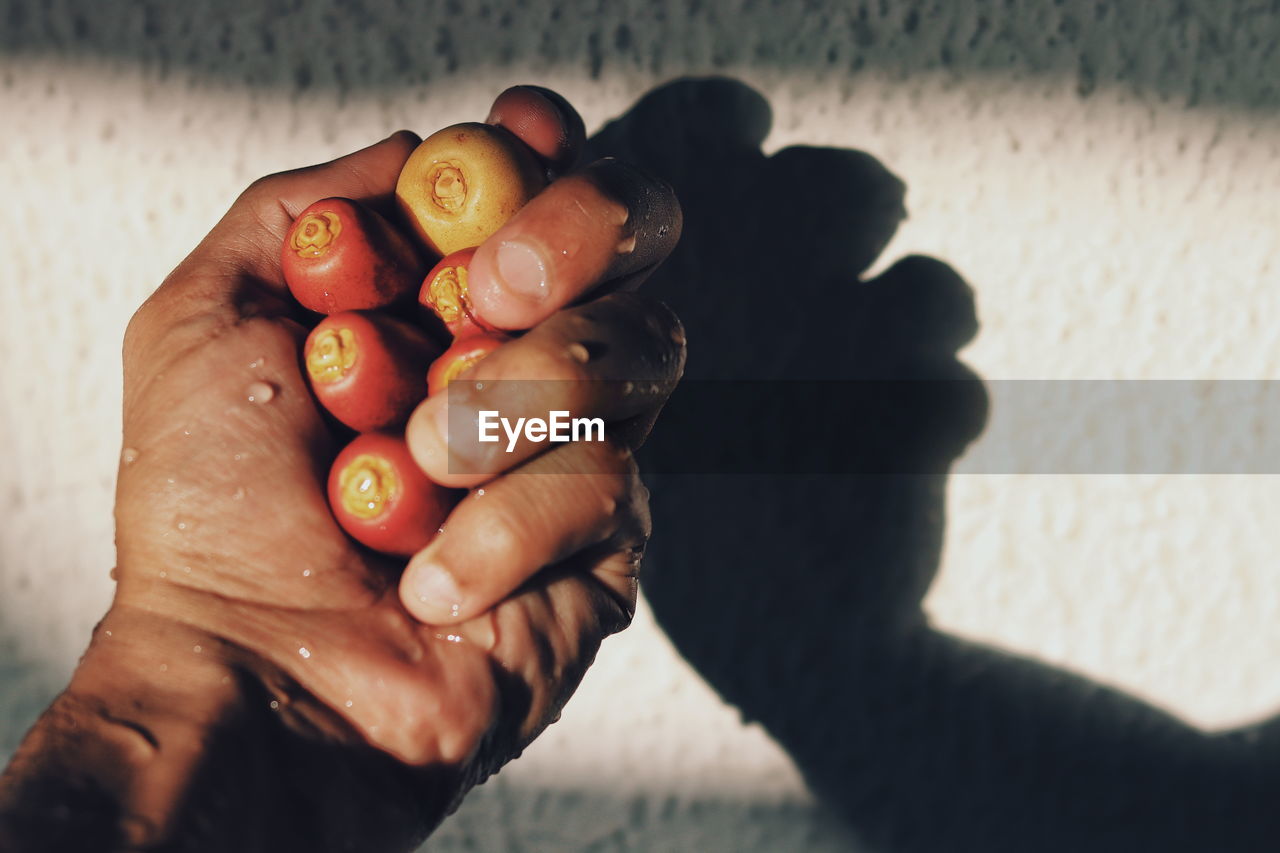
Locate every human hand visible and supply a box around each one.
[0,87,683,850]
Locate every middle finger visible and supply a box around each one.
[406,293,686,488]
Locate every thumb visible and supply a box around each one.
[180,130,424,295]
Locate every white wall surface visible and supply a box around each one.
[2,2,1278,850]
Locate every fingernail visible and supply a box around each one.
[411,560,464,622]
[455,613,498,650]
[487,85,568,126]
[518,85,569,122]
[494,240,549,301]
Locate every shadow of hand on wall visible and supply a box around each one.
[586,78,1280,853]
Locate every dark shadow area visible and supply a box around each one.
[586,78,1280,853]
[2,0,1278,113]
[431,781,861,852]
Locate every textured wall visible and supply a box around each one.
[2,1,1279,850]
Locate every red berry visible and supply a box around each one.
[303,311,443,432]
[282,197,427,314]
[327,433,460,557]
[427,334,508,397]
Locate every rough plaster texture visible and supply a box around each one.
[2,1,1280,850]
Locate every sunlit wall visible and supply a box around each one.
[2,2,1278,850]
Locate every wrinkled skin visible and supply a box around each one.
[0,86,684,851]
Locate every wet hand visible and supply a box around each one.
[110,86,683,801]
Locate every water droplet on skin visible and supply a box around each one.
[558,235,583,259]
[182,430,191,437]
[298,647,311,659]
[269,700,279,710]
[121,447,139,464]
[176,519,188,531]
[246,381,276,404]
[432,611,498,650]
[344,699,353,708]
[474,381,484,391]
[233,453,244,462]
[104,630,112,638]
[248,356,266,369]
[475,488,485,497]
[166,477,176,484]
[192,645,202,654]
[623,381,635,395]
[302,569,312,577]
[158,570,167,579]
[232,486,245,501]
[182,565,192,573]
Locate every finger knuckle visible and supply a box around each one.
[581,158,682,246]
[123,297,158,352]
[378,665,495,767]
[582,157,664,202]
[599,293,678,341]
[588,470,629,522]
[240,173,284,204]
[585,436,635,480]
[638,301,686,372]
[651,299,685,344]
[618,474,652,544]
[523,339,593,385]
[596,578,637,636]
[591,464,649,542]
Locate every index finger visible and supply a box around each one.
[184,130,425,290]
[465,159,683,332]
[126,130,426,353]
